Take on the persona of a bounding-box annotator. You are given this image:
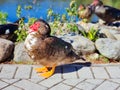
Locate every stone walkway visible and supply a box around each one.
[0,63,120,90]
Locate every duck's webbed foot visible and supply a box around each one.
[35,64,56,78]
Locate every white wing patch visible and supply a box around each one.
[5,29,10,34]
[25,34,38,51]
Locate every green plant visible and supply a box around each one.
[14,18,27,42]
[61,14,67,23]
[47,8,54,21]
[16,5,22,18]
[24,5,33,10]
[66,0,78,22]
[50,21,63,35]
[67,23,79,32]
[80,27,98,42]
[99,55,109,63]
[0,11,8,24]
[53,13,61,21]
[47,8,61,22]
[28,17,37,26]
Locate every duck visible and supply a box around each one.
[0,17,25,41]
[24,19,80,78]
[78,4,92,23]
[90,0,120,25]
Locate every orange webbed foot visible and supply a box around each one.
[35,66,49,73]
[35,64,56,78]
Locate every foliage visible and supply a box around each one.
[99,55,109,63]
[16,5,21,18]
[61,14,67,22]
[47,8,54,21]
[47,8,61,22]
[67,23,79,32]
[28,17,37,26]
[50,21,63,35]
[24,5,33,10]
[14,18,27,42]
[80,27,98,42]
[66,0,78,22]
[0,11,8,24]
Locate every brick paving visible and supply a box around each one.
[0,64,120,90]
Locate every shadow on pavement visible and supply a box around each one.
[55,62,91,74]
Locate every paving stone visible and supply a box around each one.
[71,87,81,90]
[1,79,20,84]
[0,80,9,89]
[49,83,72,90]
[50,66,62,79]
[95,80,119,90]
[92,67,109,79]
[0,65,17,79]
[2,85,22,90]
[76,80,97,90]
[0,65,2,72]
[28,78,44,83]
[15,65,32,79]
[63,79,85,86]
[77,67,93,79]
[106,66,120,78]
[62,65,77,79]
[39,78,63,88]
[117,86,120,90]
[109,79,120,84]
[31,65,44,79]
[85,79,104,85]
[14,79,47,90]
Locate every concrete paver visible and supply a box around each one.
[77,67,93,79]
[106,66,120,78]
[39,78,63,88]
[2,85,22,90]
[1,79,20,84]
[94,80,119,90]
[0,80,9,89]
[62,65,77,79]
[49,83,72,90]
[0,64,120,90]
[63,79,85,86]
[13,79,47,90]
[75,80,97,90]
[92,67,109,79]
[0,65,17,78]
[15,65,32,79]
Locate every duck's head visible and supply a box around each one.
[90,0,103,11]
[78,4,85,11]
[28,19,51,37]
[91,0,103,6]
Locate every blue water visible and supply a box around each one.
[0,0,98,22]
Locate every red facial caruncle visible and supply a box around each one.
[93,0,99,6]
[29,22,40,33]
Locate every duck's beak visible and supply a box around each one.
[89,3,95,11]
[27,29,34,34]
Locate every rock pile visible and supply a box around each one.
[0,22,120,63]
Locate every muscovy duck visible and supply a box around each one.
[90,0,120,25]
[24,19,80,78]
[0,17,25,41]
[78,4,92,23]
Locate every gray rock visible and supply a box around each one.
[95,38,120,60]
[99,26,120,40]
[58,34,96,55]
[13,42,33,63]
[0,38,14,62]
[76,21,99,32]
